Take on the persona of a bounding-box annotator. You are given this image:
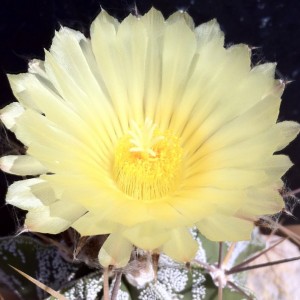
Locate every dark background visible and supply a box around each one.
[0,0,300,236]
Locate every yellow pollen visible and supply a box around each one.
[113,119,183,201]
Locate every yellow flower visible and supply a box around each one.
[1,8,299,267]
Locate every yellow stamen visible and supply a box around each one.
[113,119,183,201]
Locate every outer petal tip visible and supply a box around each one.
[98,232,132,268]
[6,178,45,210]
[162,228,198,262]
[0,102,24,130]
[197,215,254,242]
[0,155,47,176]
[195,18,224,47]
[25,206,72,234]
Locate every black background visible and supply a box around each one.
[1,0,300,236]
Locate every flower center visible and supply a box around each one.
[113,119,183,201]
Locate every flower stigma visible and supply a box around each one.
[113,119,183,201]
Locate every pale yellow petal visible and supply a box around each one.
[25,206,72,234]
[72,212,119,236]
[46,174,113,207]
[184,93,281,163]
[185,155,292,191]
[156,18,197,131]
[8,73,107,153]
[0,155,47,176]
[90,10,130,132]
[195,19,224,48]
[123,221,169,250]
[275,121,300,151]
[98,232,132,268]
[250,63,278,97]
[167,44,226,136]
[28,58,48,79]
[116,14,148,124]
[6,178,52,210]
[45,52,120,159]
[15,110,110,174]
[167,10,194,29]
[146,200,194,228]
[92,197,152,227]
[49,200,86,221]
[30,180,57,206]
[240,186,284,217]
[0,102,24,131]
[197,215,254,241]
[173,188,245,223]
[256,155,293,178]
[51,179,150,226]
[189,122,300,171]
[162,227,198,262]
[141,7,165,33]
[171,44,251,142]
[185,169,269,189]
[8,74,40,111]
[43,52,120,159]
[140,8,165,120]
[49,27,122,140]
